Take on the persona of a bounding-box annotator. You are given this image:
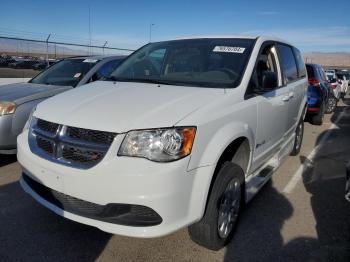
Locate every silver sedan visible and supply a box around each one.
[0,55,126,154]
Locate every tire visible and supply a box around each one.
[325,95,337,114]
[290,118,304,156]
[310,102,324,125]
[188,162,244,250]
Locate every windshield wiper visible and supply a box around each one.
[101,76,177,85]
[130,78,178,85]
[101,76,122,81]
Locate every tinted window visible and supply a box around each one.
[293,47,306,77]
[306,64,315,78]
[95,59,123,79]
[277,44,298,83]
[110,38,255,88]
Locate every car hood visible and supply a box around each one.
[0,82,72,105]
[35,81,225,133]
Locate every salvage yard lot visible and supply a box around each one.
[0,67,39,78]
[0,99,349,262]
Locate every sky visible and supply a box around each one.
[1,0,350,52]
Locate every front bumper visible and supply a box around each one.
[17,130,214,237]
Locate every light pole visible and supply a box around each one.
[149,23,155,43]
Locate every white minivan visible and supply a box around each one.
[18,36,307,250]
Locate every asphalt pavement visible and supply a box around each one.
[0,98,349,262]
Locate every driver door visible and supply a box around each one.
[251,44,290,171]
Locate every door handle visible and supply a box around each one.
[282,96,290,102]
[289,92,294,98]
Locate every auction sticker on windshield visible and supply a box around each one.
[83,59,98,63]
[213,46,245,53]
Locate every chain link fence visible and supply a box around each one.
[0,29,138,77]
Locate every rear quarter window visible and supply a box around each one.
[293,47,306,78]
[306,65,315,78]
[277,44,298,83]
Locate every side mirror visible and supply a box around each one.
[262,71,278,91]
[90,73,101,82]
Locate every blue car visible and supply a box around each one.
[306,63,334,125]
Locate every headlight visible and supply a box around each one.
[118,127,196,162]
[0,101,16,116]
[23,107,36,131]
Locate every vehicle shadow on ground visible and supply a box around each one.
[0,154,17,168]
[0,180,112,261]
[225,102,350,262]
[224,180,294,262]
[292,103,350,262]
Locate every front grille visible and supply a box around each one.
[23,174,162,226]
[66,126,115,145]
[37,119,59,134]
[36,136,54,154]
[29,118,117,169]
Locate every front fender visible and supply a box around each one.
[188,121,255,171]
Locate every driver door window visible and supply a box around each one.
[252,45,282,91]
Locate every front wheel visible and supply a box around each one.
[290,118,304,156]
[188,162,244,250]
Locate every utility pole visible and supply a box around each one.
[149,23,155,42]
[46,34,51,66]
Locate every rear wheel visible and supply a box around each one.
[290,118,304,156]
[326,95,337,114]
[310,102,324,125]
[188,162,244,250]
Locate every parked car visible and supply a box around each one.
[305,64,334,124]
[32,60,57,70]
[0,56,16,67]
[18,36,307,250]
[0,55,126,154]
[325,69,342,101]
[9,60,39,69]
[336,71,349,98]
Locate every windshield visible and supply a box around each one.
[30,59,99,87]
[109,38,254,88]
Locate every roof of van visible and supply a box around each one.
[162,35,293,46]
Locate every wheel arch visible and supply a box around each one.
[201,135,253,218]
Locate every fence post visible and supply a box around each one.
[46,34,51,67]
[103,41,108,55]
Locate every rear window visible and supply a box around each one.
[277,44,298,83]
